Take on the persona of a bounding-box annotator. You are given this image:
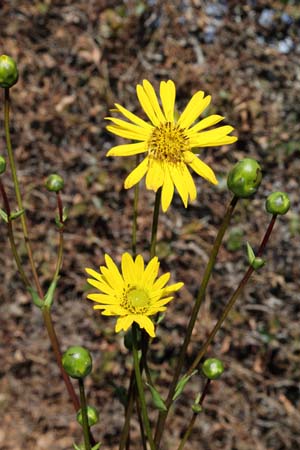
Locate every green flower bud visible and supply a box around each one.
[62,346,92,379]
[265,192,290,215]
[0,55,19,88]
[0,156,6,174]
[45,174,65,192]
[77,406,99,427]
[202,358,224,380]
[227,158,262,198]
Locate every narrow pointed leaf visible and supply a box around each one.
[246,242,255,265]
[28,287,44,308]
[0,208,8,223]
[10,209,25,220]
[44,277,59,308]
[146,383,167,411]
[173,370,198,401]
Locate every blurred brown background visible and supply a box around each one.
[0,1,300,449]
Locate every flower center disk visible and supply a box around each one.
[127,288,150,309]
[148,122,189,164]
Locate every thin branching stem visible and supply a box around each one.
[154,195,238,448]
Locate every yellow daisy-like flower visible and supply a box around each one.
[106,79,237,212]
[85,253,183,337]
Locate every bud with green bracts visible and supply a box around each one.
[202,358,224,380]
[0,156,6,174]
[62,346,92,379]
[265,192,290,215]
[0,55,19,88]
[45,174,65,192]
[227,158,262,198]
[77,406,99,427]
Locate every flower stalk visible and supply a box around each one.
[154,195,238,447]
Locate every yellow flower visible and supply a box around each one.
[85,253,183,337]
[106,79,237,211]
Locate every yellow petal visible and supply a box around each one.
[87,293,119,304]
[152,272,171,291]
[86,278,116,295]
[170,165,189,207]
[121,252,136,285]
[145,160,165,191]
[142,257,159,287]
[161,167,174,212]
[106,124,146,141]
[116,316,134,333]
[114,103,153,130]
[188,157,218,185]
[188,115,224,134]
[104,254,124,286]
[189,126,235,147]
[134,315,155,337]
[160,80,176,122]
[107,142,147,157]
[85,267,103,282]
[142,80,166,123]
[178,92,211,129]
[182,164,197,202]
[163,281,184,294]
[137,84,160,126]
[124,157,149,189]
[134,255,145,280]
[106,117,152,139]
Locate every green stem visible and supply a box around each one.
[78,378,92,450]
[42,306,80,411]
[154,195,238,448]
[132,324,156,450]
[187,213,277,374]
[119,372,135,450]
[150,189,161,259]
[131,156,140,258]
[177,380,211,450]
[3,88,42,297]
[54,192,64,279]
[0,179,31,287]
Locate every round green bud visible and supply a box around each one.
[202,358,224,380]
[265,192,290,215]
[0,156,6,174]
[77,405,99,427]
[0,55,19,88]
[62,346,92,379]
[227,158,262,198]
[45,174,64,192]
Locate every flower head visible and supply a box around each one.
[85,253,183,337]
[106,80,237,211]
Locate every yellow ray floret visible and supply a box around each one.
[106,79,238,212]
[85,253,183,337]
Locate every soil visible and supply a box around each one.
[0,1,300,449]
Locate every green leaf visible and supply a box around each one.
[0,208,8,223]
[10,209,25,220]
[246,242,255,265]
[27,287,44,308]
[73,444,81,450]
[172,370,198,401]
[146,383,167,411]
[62,206,68,222]
[43,277,59,308]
